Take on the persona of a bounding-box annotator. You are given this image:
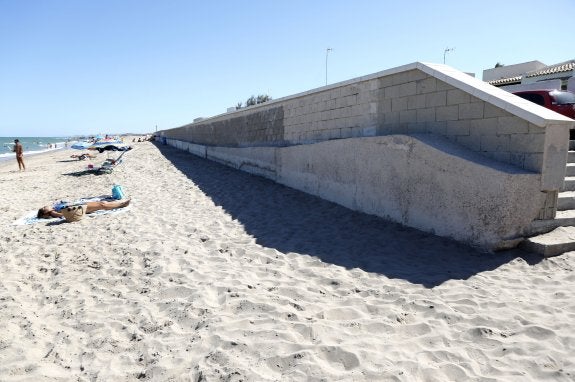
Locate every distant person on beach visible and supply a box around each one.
[13,139,25,171]
[37,199,131,219]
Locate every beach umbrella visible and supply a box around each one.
[71,141,92,150]
[87,142,130,153]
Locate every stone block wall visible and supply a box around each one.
[278,69,548,173]
[159,62,575,250]
[163,105,285,147]
[163,63,570,175]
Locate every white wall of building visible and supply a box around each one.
[500,80,562,93]
[569,77,575,93]
[483,61,546,81]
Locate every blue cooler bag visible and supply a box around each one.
[112,184,125,200]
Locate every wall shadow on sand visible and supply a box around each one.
[155,143,543,288]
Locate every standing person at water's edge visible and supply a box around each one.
[13,139,25,171]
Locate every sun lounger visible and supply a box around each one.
[89,149,128,174]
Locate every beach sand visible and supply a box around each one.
[0,141,573,381]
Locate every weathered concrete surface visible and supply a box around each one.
[278,134,544,250]
[169,134,545,250]
[541,123,570,191]
[206,146,278,180]
[167,134,544,250]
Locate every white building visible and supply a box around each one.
[483,60,575,93]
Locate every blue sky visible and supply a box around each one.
[1,0,573,137]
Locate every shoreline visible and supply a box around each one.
[0,141,574,381]
[0,146,68,163]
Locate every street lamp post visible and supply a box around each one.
[325,48,333,86]
[443,47,455,64]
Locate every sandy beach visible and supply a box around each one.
[0,140,573,381]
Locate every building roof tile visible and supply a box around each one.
[525,60,575,78]
[487,76,522,86]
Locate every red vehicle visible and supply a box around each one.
[513,89,575,119]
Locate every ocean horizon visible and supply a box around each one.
[0,136,72,161]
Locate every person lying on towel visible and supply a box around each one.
[37,199,130,219]
[70,153,97,160]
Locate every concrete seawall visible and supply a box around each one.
[159,62,575,250]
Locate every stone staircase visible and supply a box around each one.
[521,147,575,256]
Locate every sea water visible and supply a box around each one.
[0,136,71,161]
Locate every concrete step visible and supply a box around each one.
[563,177,575,191]
[522,148,575,256]
[528,209,575,235]
[566,163,575,177]
[521,226,575,257]
[553,208,575,223]
[558,191,575,211]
